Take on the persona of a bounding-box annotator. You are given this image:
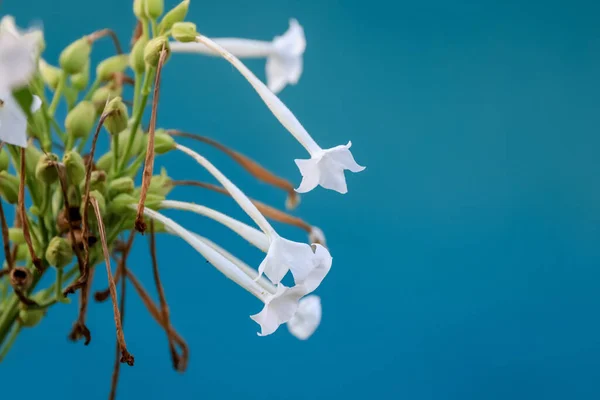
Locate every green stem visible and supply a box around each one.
[48,72,66,117]
[50,118,67,144]
[83,78,101,101]
[55,268,63,302]
[118,67,155,173]
[124,151,146,177]
[151,19,158,37]
[0,322,21,362]
[112,133,119,175]
[132,71,142,115]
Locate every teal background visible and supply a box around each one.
[2,0,600,399]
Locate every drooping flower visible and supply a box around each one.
[0,94,41,147]
[287,295,322,340]
[163,144,333,287]
[171,19,305,93]
[138,206,306,336]
[192,34,365,194]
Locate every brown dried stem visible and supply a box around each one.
[126,268,188,372]
[64,111,114,296]
[55,164,85,272]
[87,28,123,54]
[18,148,42,271]
[149,221,180,370]
[109,252,128,400]
[94,230,136,302]
[168,130,300,208]
[135,46,168,233]
[68,267,94,345]
[0,198,14,271]
[91,197,134,366]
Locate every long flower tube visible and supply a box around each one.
[137,206,305,336]
[175,144,332,286]
[171,19,305,93]
[190,33,365,194]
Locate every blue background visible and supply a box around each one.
[2,0,600,399]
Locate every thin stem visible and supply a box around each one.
[112,133,119,175]
[48,72,66,117]
[94,230,135,303]
[0,322,21,362]
[87,28,123,54]
[91,197,134,366]
[0,199,14,271]
[18,148,43,271]
[132,71,142,115]
[55,268,63,302]
[108,256,127,400]
[135,46,168,233]
[83,78,101,101]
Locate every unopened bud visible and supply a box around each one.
[130,36,148,74]
[19,308,45,328]
[10,267,32,290]
[70,61,90,91]
[59,37,92,75]
[39,59,61,89]
[108,177,135,198]
[154,129,175,154]
[118,127,147,156]
[91,86,123,112]
[15,244,30,262]
[96,152,114,172]
[63,151,86,184]
[145,193,166,209]
[35,153,59,184]
[171,22,197,43]
[108,193,136,214]
[81,170,107,195]
[67,185,81,208]
[97,54,130,82]
[0,147,9,172]
[82,190,106,221]
[46,236,73,269]
[146,0,164,19]
[103,97,129,135]
[0,172,19,204]
[25,145,42,178]
[133,0,147,20]
[147,167,172,196]
[158,0,189,34]
[65,101,96,139]
[144,37,170,67]
[9,228,25,244]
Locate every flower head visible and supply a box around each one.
[0,16,42,93]
[287,295,322,340]
[296,142,365,194]
[0,94,41,147]
[251,284,306,336]
[265,19,306,94]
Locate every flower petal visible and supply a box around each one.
[287,295,322,340]
[294,157,320,193]
[258,235,315,285]
[0,94,28,147]
[250,284,305,336]
[302,244,332,294]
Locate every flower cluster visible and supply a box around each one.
[0,0,364,372]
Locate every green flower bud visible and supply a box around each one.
[46,236,73,269]
[103,97,129,135]
[15,243,30,262]
[19,308,45,328]
[0,147,9,172]
[118,127,147,157]
[96,152,114,172]
[108,177,135,198]
[35,153,59,184]
[146,0,164,19]
[97,54,130,82]
[59,37,92,75]
[91,86,123,112]
[65,101,96,139]
[108,193,136,214]
[0,172,19,204]
[158,0,189,34]
[39,59,62,89]
[154,129,175,154]
[25,145,42,178]
[70,61,90,91]
[144,193,166,209]
[171,22,197,43]
[133,0,147,20]
[63,151,86,184]
[130,36,148,74]
[144,37,170,67]
[9,228,25,244]
[81,190,106,221]
[68,185,81,208]
[81,170,107,196]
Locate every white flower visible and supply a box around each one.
[175,144,333,287]
[0,16,42,93]
[171,19,305,93]
[138,206,306,336]
[0,94,41,147]
[287,295,322,340]
[193,34,365,194]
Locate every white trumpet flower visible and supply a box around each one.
[171,19,305,93]
[193,34,365,194]
[138,206,305,336]
[175,144,333,286]
[287,295,322,340]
